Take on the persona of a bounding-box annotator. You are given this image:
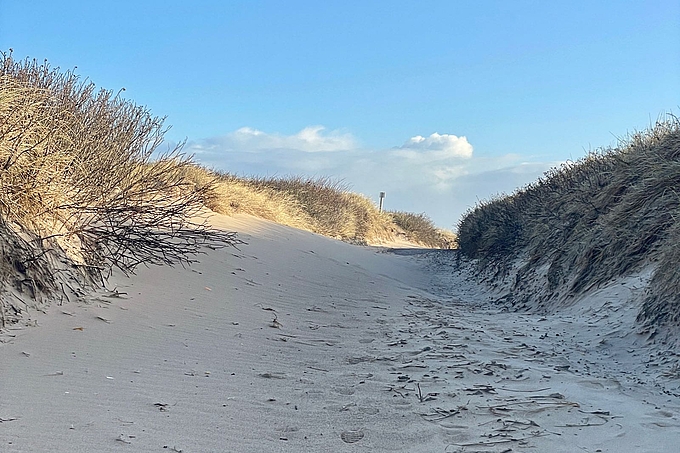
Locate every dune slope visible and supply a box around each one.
[1,214,679,452]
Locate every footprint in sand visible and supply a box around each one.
[340,429,365,443]
[333,386,356,396]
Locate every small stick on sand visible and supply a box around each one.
[499,387,551,393]
[449,431,552,447]
[270,314,282,328]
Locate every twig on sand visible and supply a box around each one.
[258,372,286,379]
[277,333,297,338]
[447,431,552,448]
[556,417,608,428]
[400,363,428,369]
[499,387,551,393]
[420,407,461,421]
[480,398,578,409]
[557,421,607,427]
[115,434,132,444]
[465,384,496,395]
[416,383,438,402]
[102,289,127,299]
[493,419,540,431]
[529,392,565,399]
[579,409,611,416]
[270,314,282,328]
[385,385,407,398]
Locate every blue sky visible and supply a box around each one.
[2,1,678,228]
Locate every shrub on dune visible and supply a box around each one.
[0,52,239,293]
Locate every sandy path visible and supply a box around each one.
[1,214,679,452]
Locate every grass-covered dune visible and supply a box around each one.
[0,52,454,327]
[457,117,680,335]
[182,167,458,248]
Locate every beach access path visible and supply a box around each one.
[1,213,679,452]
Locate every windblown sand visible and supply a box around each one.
[1,214,679,452]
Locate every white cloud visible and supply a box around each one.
[396,132,473,160]
[199,126,356,153]
[185,126,556,228]
[431,165,469,190]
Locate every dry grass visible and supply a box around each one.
[179,168,456,248]
[197,173,397,244]
[457,115,680,330]
[389,211,457,249]
[246,176,396,243]
[0,52,239,324]
[179,166,312,230]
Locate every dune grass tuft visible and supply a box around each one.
[457,115,680,330]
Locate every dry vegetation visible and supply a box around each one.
[0,52,240,325]
[181,169,457,248]
[389,211,457,249]
[0,52,454,326]
[457,116,680,332]
[244,176,398,244]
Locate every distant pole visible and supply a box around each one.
[379,191,386,212]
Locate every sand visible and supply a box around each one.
[1,213,679,452]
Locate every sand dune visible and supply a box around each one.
[1,213,679,452]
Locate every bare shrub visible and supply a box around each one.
[0,52,240,280]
